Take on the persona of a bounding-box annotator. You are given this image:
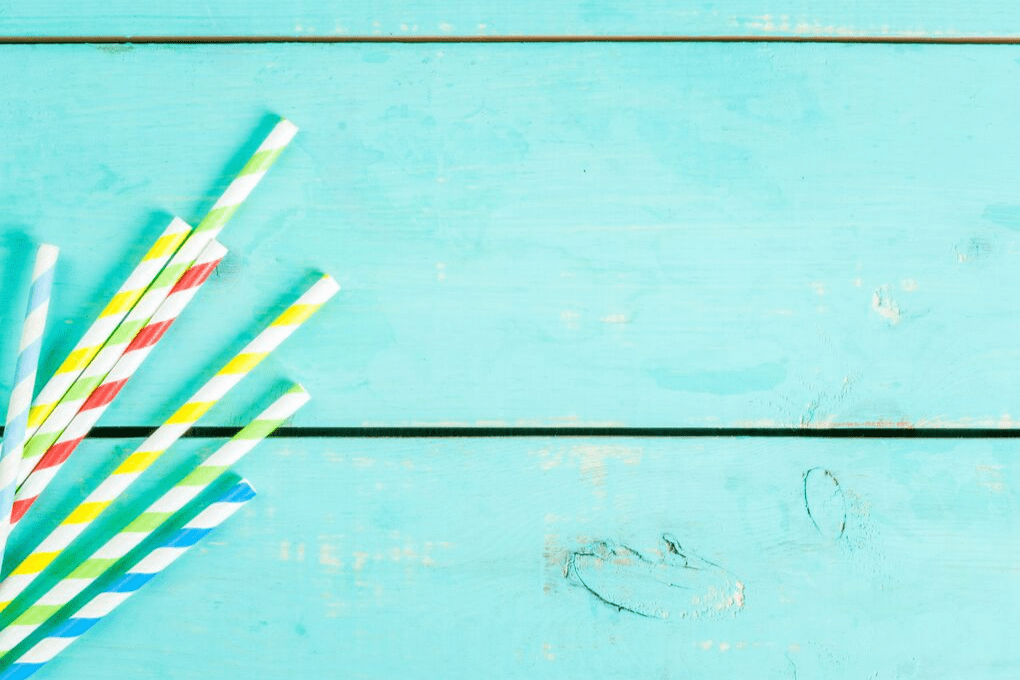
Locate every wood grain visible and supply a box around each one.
[3,2,1020,38]
[6,436,1016,678]
[2,44,1019,428]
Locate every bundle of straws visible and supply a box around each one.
[0,118,336,678]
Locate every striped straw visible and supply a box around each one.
[0,275,336,611]
[0,245,58,564]
[17,218,197,484]
[191,118,298,238]
[2,385,304,624]
[10,240,228,526]
[0,386,302,653]
[20,117,298,483]
[0,477,256,671]
[25,220,190,439]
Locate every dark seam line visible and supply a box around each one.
[2,35,1020,45]
[3,426,1020,439]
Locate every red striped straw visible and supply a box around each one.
[10,240,228,524]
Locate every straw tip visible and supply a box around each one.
[168,216,193,232]
[36,243,59,260]
[236,478,257,499]
[33,244,59,274]
[272,118,299,145]
[287,383,311,398]
[318,273,341,294]
[202,239,230,259]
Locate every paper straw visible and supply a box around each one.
[0,275,337,611]
[0,245,58,565]
[10,240,228,526]
[25,220,190,440]
[1,384,304,624]
[17,217,197,483]
[0,385,301,653]
[191,118,298,239]
[0,477,256,671]
[20,117,298,482]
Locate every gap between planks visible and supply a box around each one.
[0,426,1018,439]
[5,35,1020,45]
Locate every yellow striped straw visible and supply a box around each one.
[25,219,190,436]
[0,274,339,612]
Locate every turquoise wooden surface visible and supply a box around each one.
[4,1,1020,37]
[5,437,1016,678]
[4,45,1020,428]
[2,30,1019,680]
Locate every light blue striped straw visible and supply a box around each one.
[0,477,255,680]
[0,244,58,567]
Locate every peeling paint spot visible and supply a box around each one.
[977,463,1007,493]
[600,313,628,324]
[567,534,745,621]
[319,543,342,568]
[900,278,918,292]
[436,262,446,281]
[537,445,644,498]
[810,282,825,296]
[954,236,993,263]
[803,468,847,540]
[561,310,581,330]
[871,285,901,324]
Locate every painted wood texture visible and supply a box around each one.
[5,436,1016,679]
[3,2,1020,37]
[3,44,1020,428]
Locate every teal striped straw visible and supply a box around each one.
[0,385,308,655]
[0,477,256,680]
[0,244,58,568]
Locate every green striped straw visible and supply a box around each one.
[0,384,309,655]
[18,117,299,483]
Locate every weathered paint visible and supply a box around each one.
[4,437,1016,678]
[3,45,1020,427]
[3,1,1020,37]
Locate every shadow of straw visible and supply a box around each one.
[184,112,285,225]
[0,230,34,391]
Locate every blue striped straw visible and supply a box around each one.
[0,478,255,680]
[0,244,58,566]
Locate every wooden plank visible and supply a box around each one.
[3,44,1020,428]
[7,436,1016,678]
[3,1,1020,38]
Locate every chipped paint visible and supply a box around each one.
[567,534,744,621]
[871,285,901,324]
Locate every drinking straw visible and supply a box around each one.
[0,386,303,654]
[0,245,58,566]
[0,477,256,673]
[25,220,190,440]
[20,117,299,482]
[10,240,228,525]
[0,275,337,611]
